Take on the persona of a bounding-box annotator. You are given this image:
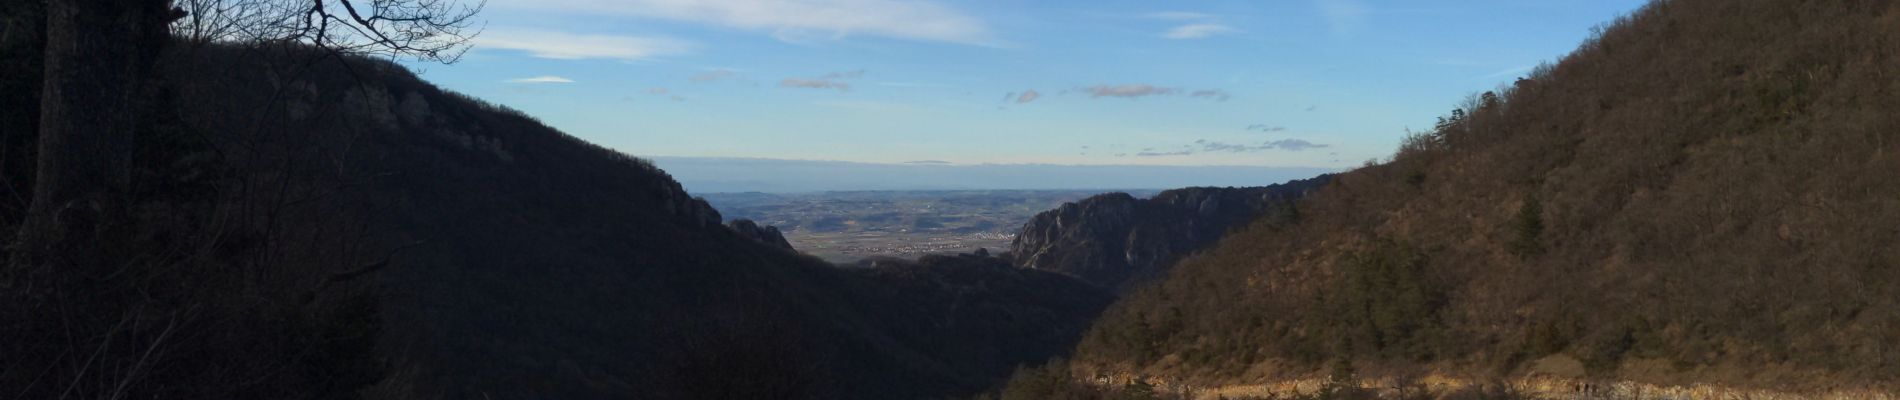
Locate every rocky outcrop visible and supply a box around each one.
[1009,175,1330,290]
[727,219,794,251]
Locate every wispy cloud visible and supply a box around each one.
[1016,90,1041,103]
[1164,23,1240,39]
[1136,138,1331,156]
[1266,139,1329,151]
[1312,1,1438,37]
[1143,11,1238,40]
[1136,150,1196,157]
[505,75,576,84]
[1198,138,1331,153]
[781,78,851,91]
[1247,124,1288,132]
[780,70,865,91]
[692,68,738,82]
[492,0,997,45]
[476,29,691,61]
[1189,89,1232,101]
[1076,84,1230,101]
[1082,84,1180,98]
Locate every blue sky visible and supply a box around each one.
[405,0,1649,168]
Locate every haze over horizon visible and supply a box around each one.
[404,0,1648,178]
[649,156,1338,193]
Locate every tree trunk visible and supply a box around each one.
[15,0,167,263]
[0,1,47,230]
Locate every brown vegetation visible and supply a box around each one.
[1071,0,1900,392]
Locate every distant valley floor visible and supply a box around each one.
[703,190,1158,263]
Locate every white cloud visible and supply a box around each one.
[476,29,692,61]
[489,0,997,45]
[1163,23,1239,39]
[506,76,577,84]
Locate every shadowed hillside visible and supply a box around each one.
[1067,0,1900,393]
[0,39,1109,399]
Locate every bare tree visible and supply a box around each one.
[172,0,482,62]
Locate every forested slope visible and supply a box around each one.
[1072,0,1900,392]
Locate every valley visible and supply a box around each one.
[7,0,1900,398]
[704,190,1157,263]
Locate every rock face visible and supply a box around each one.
[727,219,794,251]
[1009,175,1330,290]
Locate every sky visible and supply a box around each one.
[403,0,1650,169]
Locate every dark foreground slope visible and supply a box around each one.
[1010,178,1328,291]
[1073,0,1900,392]
[0,42,1107,399]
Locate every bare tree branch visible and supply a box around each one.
[171,0,482,63]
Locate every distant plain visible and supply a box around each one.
[704,190,1159,263]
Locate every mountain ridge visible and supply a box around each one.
[1009,177,1330,291]
[0,39,1112,399]
[1060,0,1900,392]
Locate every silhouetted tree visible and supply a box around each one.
[4,1,481,397]
[12,0,176,265]
[170,0,480,59]
[16,0,478,264]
